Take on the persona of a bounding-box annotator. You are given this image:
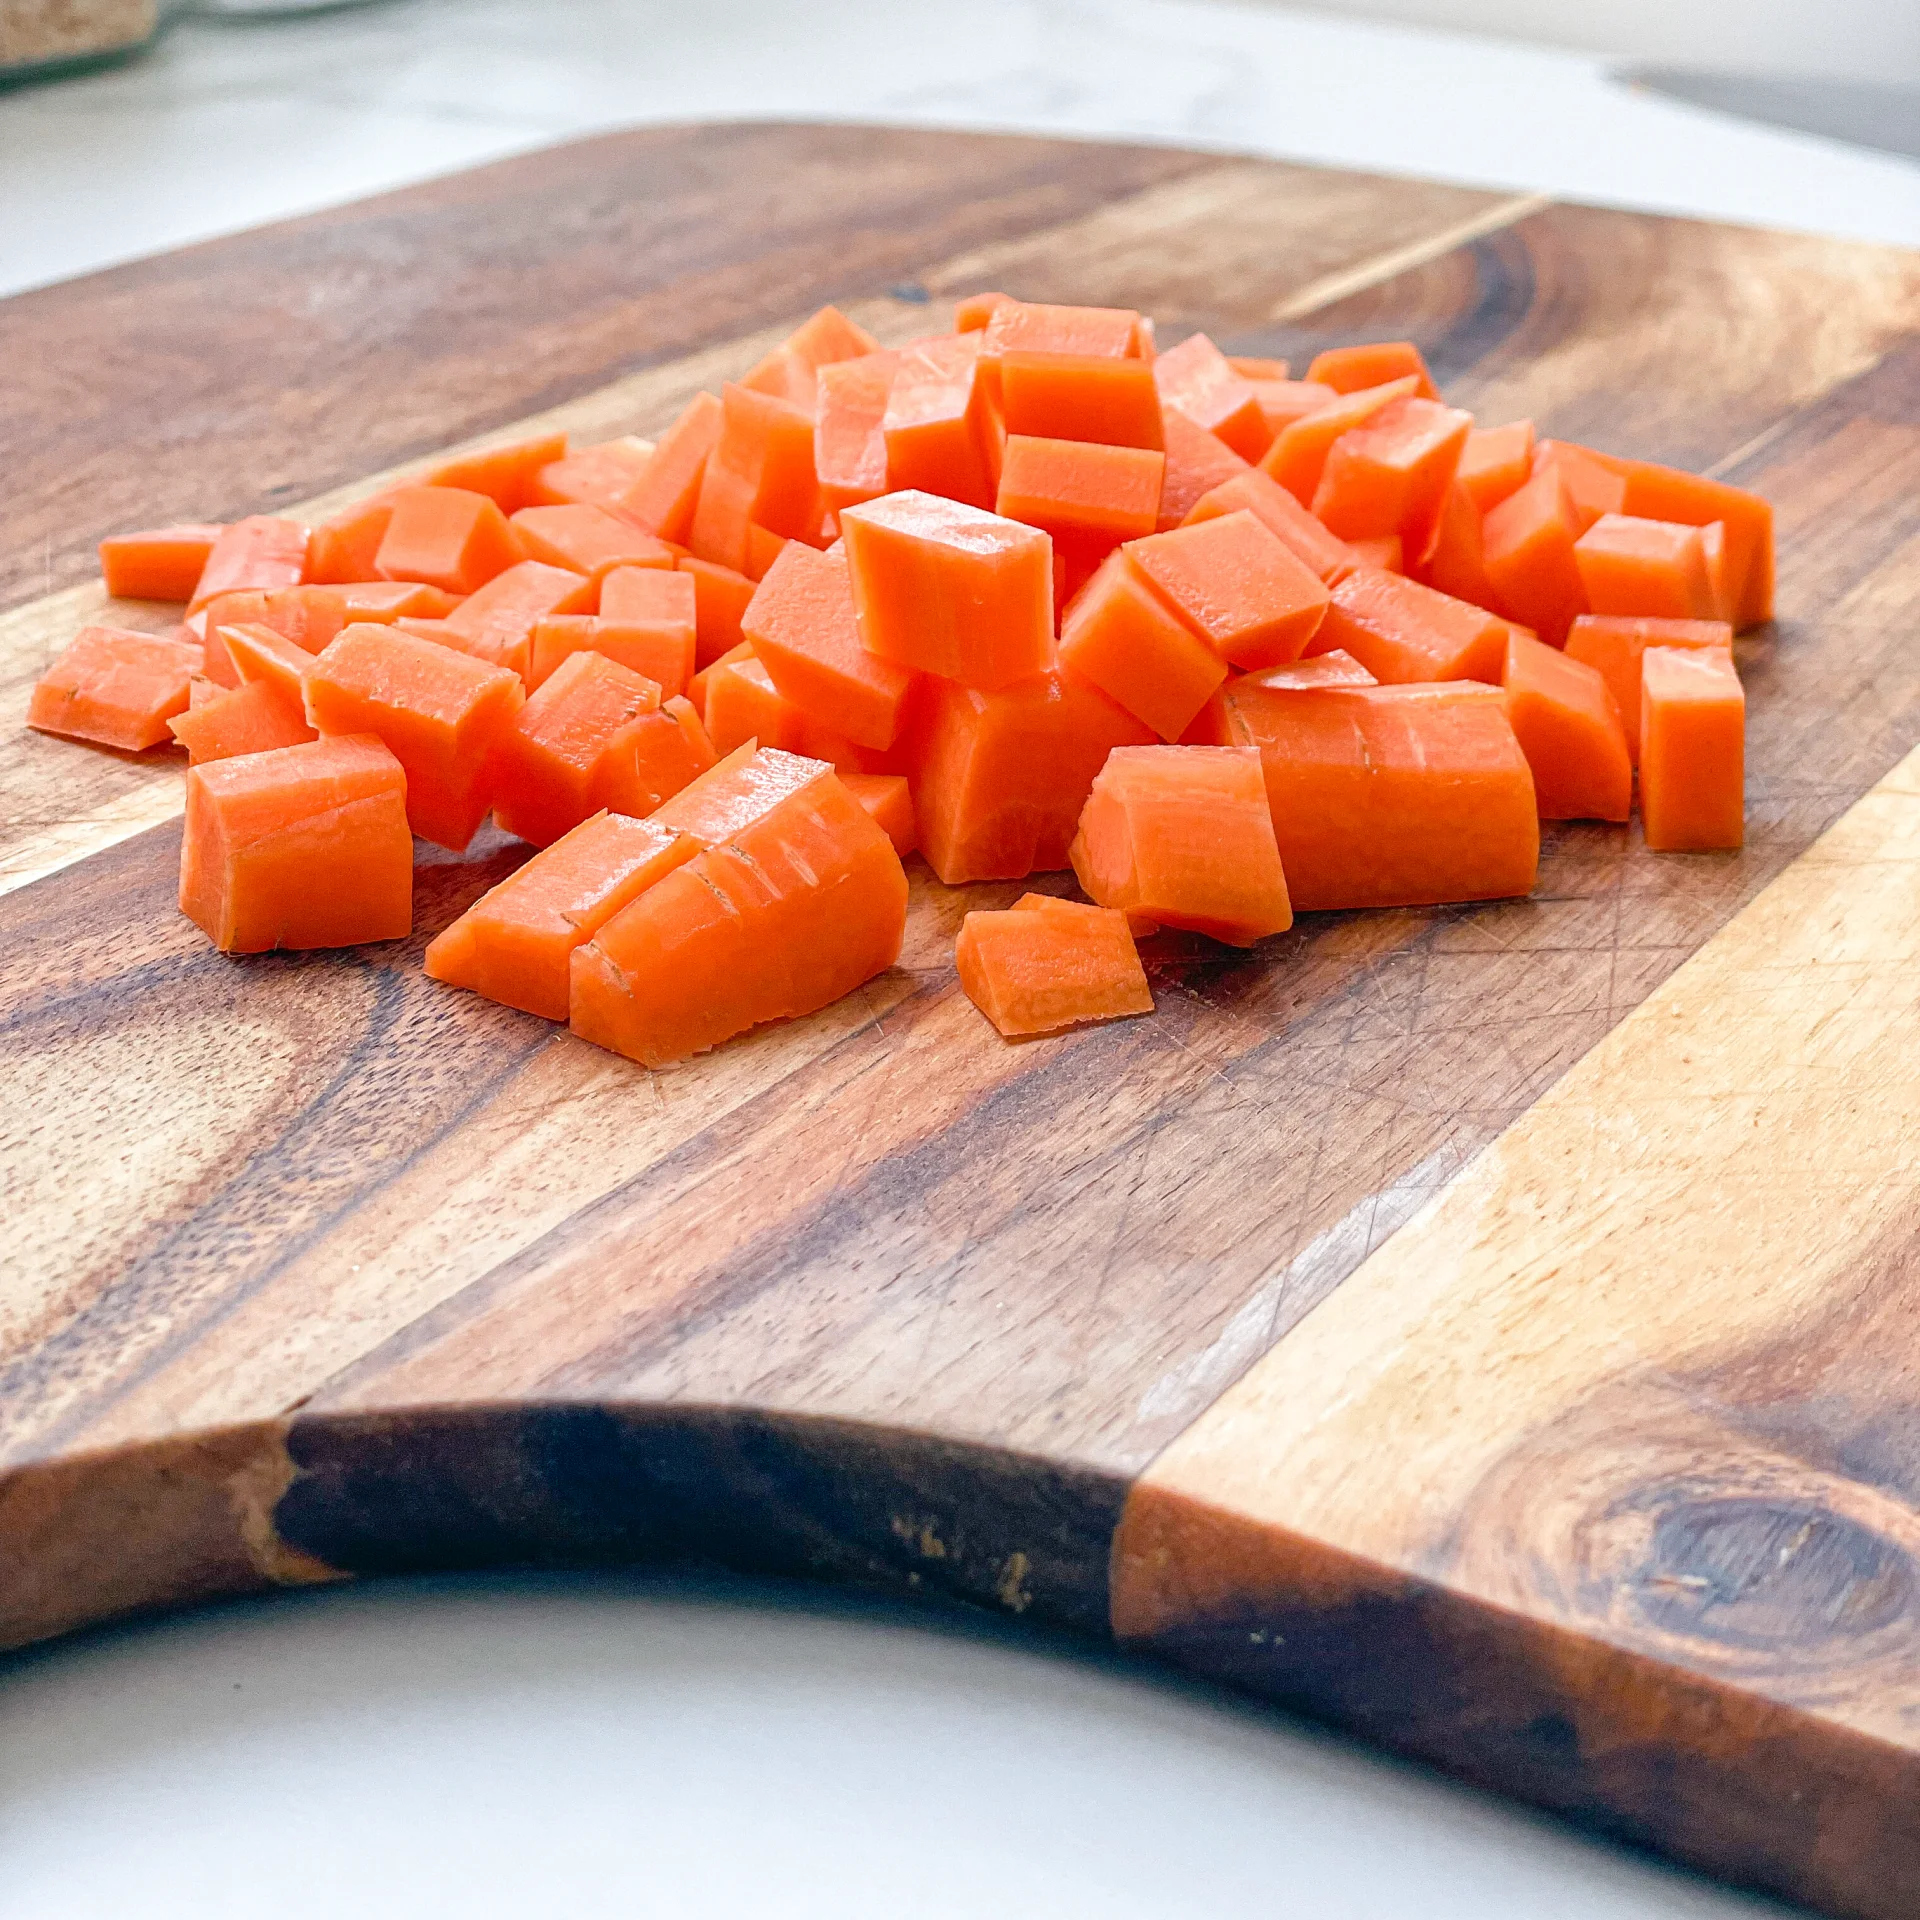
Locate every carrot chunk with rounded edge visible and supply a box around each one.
[1226,681,1538,910]
[100,525,223,602]
[691,384,822,567]
[438,559,593,681]
[1312,395,1472,553]
[1531,440,1628,535]
[1416,481,1496,609]
[180,734,412,953]
[905,664,1153,884]
[1070,745,1291,946]
[995,435,1163,568]
[617,392,722,547]
[1125,510,1330,671]
[841,491,1053,691]
[1182,468,1356,584]
[1155,408,1251,531]
[954,291,1013,332]
[815,350,901,513]
[1564,615,1733,765]
[740,305,881,409]
[571,749,908,1067]
[1153,332,1271,461]
[509,505,675,584]
[305,494,400,586]
[1483,466,1588,646]
[840,772,918,856]
[375,487,524,597]
[1605,457,1773,629]
[426,810,698,1022]
[1057,549,1226,743]
[1309,567,1508,685]
[29,625,199,751]
[677,555,758,669]
[423,432,568,513]
[1501,629,1631,822]
[997,352,1163,453]
[304,624,525,851]
[527,437,655,512]
[1260,376,1418,506]
[1245,649,1376,690]
[744,543,918,752]
[1228,356,1290,381]
[1573,513,1720,621]
[955,902,1151,1039]
[703,655,879,771]
[1641,647,1744,851]
[883,333,998,507]
[187,516,311,615]
[1305,341,1438,400]
[1247,379,1337,441]
[1458,421,1536,513]
[168,677,315,764]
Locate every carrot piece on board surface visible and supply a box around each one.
[690,383,823,567]
[1069,744,1291,946]
[955,291,1013,332]
[423,431,569,514]
[1226,680,1538,910]
[1415,481,1496,609]
[1311,394,1472,552]
[997,351,1163,452]
[1182,467,1356,584]
[179,734,412,953]
[1304,340,1439,400]
[740,305,881,409]
[187,516,311,615]
[1125,510,1330,670]
[571,749,908,1067]
[1153,332,1271,461]
[1308,566,1508,685]
[374,486,524,597]
[425,810,698,1022]
[1607,457,1773,629]
[1531,440,1628,535]
[221,622,316,714]
[1640,646,1744,851]
[1483,465,1588,647]
[702,655,880,771]
[1247,378,1337,441]
[955,901,1151,1039]
[525,564,698,696]
[1259,376,1419,506]
[437,559,594,681]
[28,625,199,752]
[1244,649,1376,690]
[814,349,901,514]
[883,333,999,507]
[1457,421,1536,513]
[1228,355,1290,381]
[840,771,918,856]
[167,676,316,764]
[744,542,918,752]
[1057,548,1226,743]
[994,434,1164,568]
[1572,513,1721,621]
[1501,629,1631,822]
[841,491,1053,691]
[100,524,223,602]
[616,392,722,548]
[509,504,676,584]
[304,623,525,850]
[526,437,656,512]
[1564,615,1733,764]
[305,494,400,586]
[1155,408,1251,532]
[905,662,1153,884]
[675,555,758,669]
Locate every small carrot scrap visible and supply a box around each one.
[526,437,655,513]
[620,392,722,546]
[815,350,901,514]
[375,486,525,597]
[509,504,676,583]
[1155,407,1251,532]
[168,676,316,764]
[437,559,594,681]
[691,383,823,568]
[1153,332,1271,461]
[1311,566,1508,685]
[740,305,881,410]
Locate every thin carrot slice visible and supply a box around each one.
[815,350,901,513]
[304,623,525,850]
[167,676,316,764]
[180,734,412,952]
[1153,332,1271,460]
[99,524,223,603]
[375,486,525,596]
[677,555,759,668]
[1311,395,1472,552]
[28,624,200,751]
[426,810,698,1021]
[1483,465,1588,646]
[1305,340,1439,399]
[1182,467,1356,584]
[690,383,823,567]
[1155,408,1251,532]
[1564,614,1733,765]
[1070,744,1291,945]
[509,504,676,583]
[1057,548,1226,743]
[423,432,569,513]
[1502,629,1631,821]
[305,493,401,586]
[955,901,1152,1038]
[1457,421,1536,513]
[618,392,722,545]
[437,559,594,681]
[1641,647,1744,850]
[997,351,1163,453]
[1259,375,1419,506]
[527,437,656,512]
[883,333,1000,506]
[840,771,918,856]
[187,516,311,615]
[1309,566,1508,685]
[740,305,881,409]
[1125,510,1330,670]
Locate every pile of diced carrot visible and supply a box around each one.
[30,294,1766,1058]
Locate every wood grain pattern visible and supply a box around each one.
[4,122,1919,1918]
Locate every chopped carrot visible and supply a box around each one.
[204,581,459,666]
[1227,681,1538,909]
[28,624,200,751]
[955,899,1151,1038]
[815,350,901,513]
[840,771,918,856]
[1457,421,1536,513]
[1305,340,1438,400]
[1483,465,1588,646]
[1125,510,1330,670]
[167,676,316,764]
[1501,629,1631,821]
[744,524,791,582]
[423,431,569,513]
[1640,647,1744,850]
[687,640,754,723]
[527,437,656,512]
[618,392,722,547]
[1182,468,1356,584]
[744,542,918,751]
[99,525,223,602]
[1573,513,1720,621]
[1260,376,1419,506]
[690,383,823,567]
[677,554,759,669]
[1228,355,1290,381]
[883,333,999,507]
[997,351,1163,452]
[1531,440,1628,534]
[994,434,1164,567]
[509,504,676,583]
[305,623,525,850]
[1156,408,1251,532]
[305,493,401,586]
[981,300,1146,366]
[187,516,311,615]
[437,559,594,681]
[220,622,315,711]
[1310,566,1508,684]
[426,810,698,1021]
[740,305,881,409]
[532,563,698,694]
[1070,744,1291,945]
[571,748,908,1066]
[1416,481,1497,608]
[1347,534,1403,573]
[1247,379,1337,440]
[955,291,1013,332]
[180,734,413,952]
[1153,332,1271,460]
[1564,615,1733,764]
[1311,395,1472,552]
[375,486,525,597]
[702,654,879,771]
[1244,649,1376,690]
[841,490,1052,690]
[1057,548,1226,743]
[1608,457,1773,629]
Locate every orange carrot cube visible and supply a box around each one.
[375,486,525,596]
[509,504,676,583]
[1483,465,1588,646]
[997,352,1163,452]
[167,676,315,764]
[739,305,881,409]
[1228,356,1290,381]
[677,555,758,669]
[815,350,901,513]
[305,494,401,586]
[618,392,721,545]
[187,516,311,615]
[1532,441,1628,534]
[1182,467,1356,583]
[690,383,822,568]
[28,624,200,751]
[994,435,1164,570]
[1574,513,1722,621]
[1124,510,1330,670]
[220,622,315,712]
[1563,615,1733,764]
[1501,629,1631,821]
[955,899,1152,1038]
[883,333,999,507]
[1640,646,1744,850]
[437,559,594,680]
[1248,379,1338,440]
[840,772,917,856]
[423,431,569,513]
[1057,549,1226,743]
[1610,457,1773,629]
[1311,395,1472,551]
[99,524,223,602]
[1304,340,1438,399]
[1311,567,1508,685]
[526,437,655,513]
[1156,408,1251,531]
[1416,481,1497,610]
[524,564,698,697]
[1260,376,1418,505]
[1457,421,1536,513]
[702,655,878,771]
[1153,332,1270,461]
[980,300,1145,367]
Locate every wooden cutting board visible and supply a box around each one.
[4,122,1918,1918]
